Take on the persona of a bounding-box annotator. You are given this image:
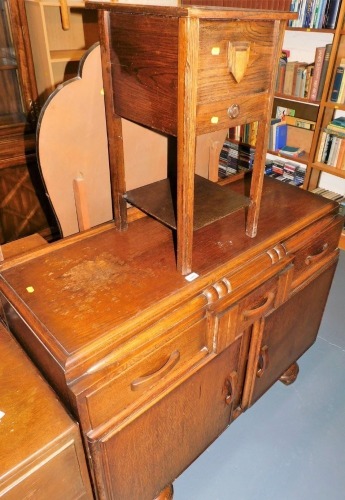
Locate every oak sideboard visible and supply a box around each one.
[0,177,343,499]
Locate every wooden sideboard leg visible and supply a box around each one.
[154,484,174,500]
[279,362,299,385]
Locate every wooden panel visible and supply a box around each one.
[110,12,179,135]
[251,259,338,405]
[198,20,276,103]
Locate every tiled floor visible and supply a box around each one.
[174,250,345,500]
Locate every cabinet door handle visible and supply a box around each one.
[242,291,275,320]
[257,345,269,378]
[305,243,328,265]
[131,350,180,391]
[224,371,238,405]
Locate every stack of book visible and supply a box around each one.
[218,140,254,178]
[312,188,345,217]
[317,116,345,169]
[289,0,341,29]
[276,43,332,101]
[265,159,306,186]
[229,122,258,147]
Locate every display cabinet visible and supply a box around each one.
[0,0,54,245]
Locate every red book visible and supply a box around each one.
[310,46,326,101]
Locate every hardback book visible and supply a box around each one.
[283,61,298,95]
[330,61,345,103]
[323,0,341,29]
[310,46,326,101]
[275,122,288,150]
[316,43,332,101]
[285,115,316,130]
[279,145,305,157]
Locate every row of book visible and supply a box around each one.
[228,122,258,147]
[330,58,345,103]
[276,44,332,101]
[289,0,341,29]
[311,188,345,217]
[217,139,307,187]
[218,140,255,178]
[265,159,306,186]
[317,116,345,169]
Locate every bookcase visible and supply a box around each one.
[25,0,99,106]
[302,1,345,250]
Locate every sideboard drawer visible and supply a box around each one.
[85,315,210,429]
[285,215,343,289]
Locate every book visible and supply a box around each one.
[293,64,308,98]
[330,61,345,102]
[279,145,305,157]
[316,43,332,101]
[285,115,316,130]
[331,116,345,127]
[276,105,295,120]
[310,46,326,101]
[323,0,341,29]
[283,61,298,95]
[275,122,288,150]
[336,139,345,170]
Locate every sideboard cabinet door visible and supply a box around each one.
[87,339,241,500]
[251,257,338,405]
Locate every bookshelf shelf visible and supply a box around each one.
[310,162,345,178]
[274,93,320,105]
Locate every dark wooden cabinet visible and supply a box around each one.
[0,322,93,499]
[0,0,54,244]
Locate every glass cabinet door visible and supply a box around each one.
[0,0,26,127]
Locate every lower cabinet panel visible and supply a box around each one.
[88,338,241,500]
[251,260,338,405]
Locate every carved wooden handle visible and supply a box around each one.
[305,243,328,265]
[131,350,180,391]
[242,291,275,320]
[257,345,269,378]
[224,370,238,405]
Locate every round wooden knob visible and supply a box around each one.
[227,104,240,118]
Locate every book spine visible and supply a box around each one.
[316,43,332,101]
[330,66,345,102]
[324,0,341,29]
[310,47,326,101]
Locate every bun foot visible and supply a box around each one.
[154,484,174,500]
[280,362,299,385]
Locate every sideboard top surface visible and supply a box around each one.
[0,179,338,366]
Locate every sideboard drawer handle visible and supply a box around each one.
[224,370,238,405]
[305,242,328,265]
[242,291,275,320]
[257,345,269,378]
[131,350,180,391]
